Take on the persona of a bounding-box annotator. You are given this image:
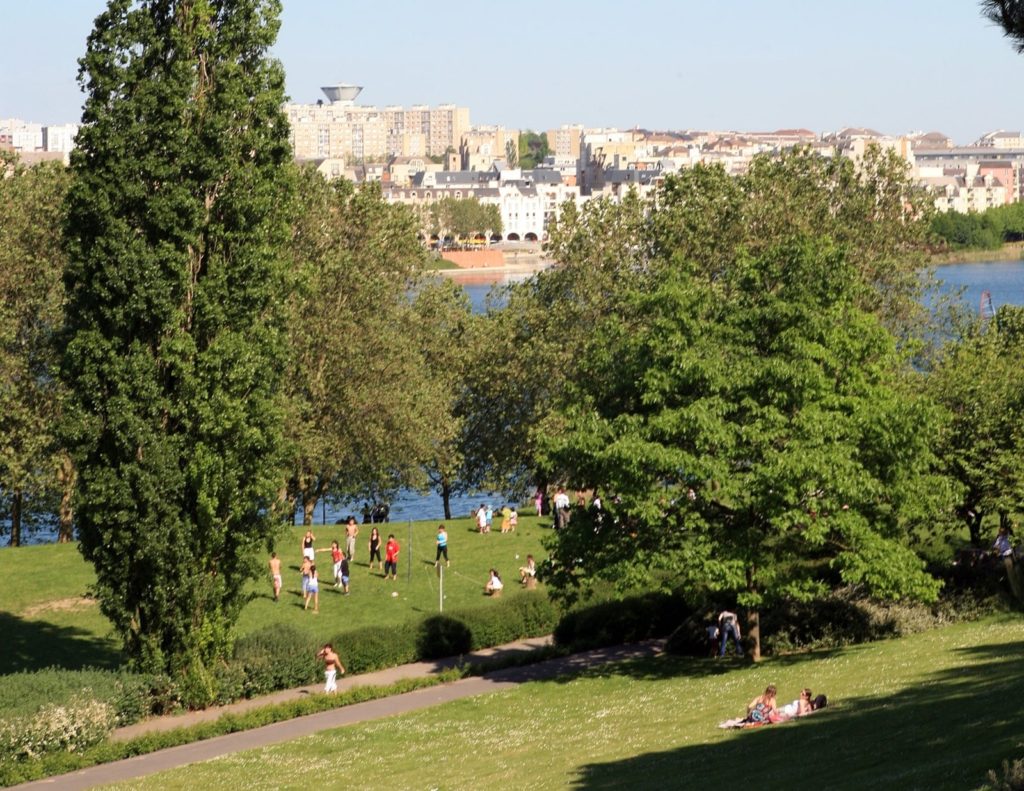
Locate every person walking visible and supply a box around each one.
[316,643,345,693]
[435,524,450,567]
[384,534,400,581]
[268,552,282,602]
[718,609,743,657]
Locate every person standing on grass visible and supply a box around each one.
[304,564,320,612]
[301,529,316,562]
[345,516,359,563]
[553,487,570,530]
[435,524,450,567]
[300,555,312,598]
[485,503,494,533]
[368,526,382,572]
[718,609,743,657]
[324,540,343,587]
[476,504,488,533]
[268,552,282,602]
[317,643,344,693]
[534,488,544,516]
[509,505,518,532]
[384,534,400,581]
[339,552,350,594]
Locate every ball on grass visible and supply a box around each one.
[391,591,399,598]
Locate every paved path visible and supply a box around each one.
[13,640,663,790]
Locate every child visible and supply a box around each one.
[384,534,400,581]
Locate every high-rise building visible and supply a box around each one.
[284,85,470,162]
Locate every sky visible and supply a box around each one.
[2,0,1024,144]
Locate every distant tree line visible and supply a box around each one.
[930,202,1024,250]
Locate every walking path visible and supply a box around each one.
[13,639,663,790]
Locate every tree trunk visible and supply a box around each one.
[747,607,761,662]
[746,564,760,661]
[303,494,317,526]
[9,490,22,547]
[58,454,76,543]
[442,480,452,521]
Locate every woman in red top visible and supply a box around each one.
[384,534,400,581]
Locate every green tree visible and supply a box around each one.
[408,278,477,519]
[541,239,951,659]
[284,170,438,522]
[61,0,294,687]
[929,306,1024,546]
[0,155,70,546]
[518,131,551,170]
[425,197,502,241]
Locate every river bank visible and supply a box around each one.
[929,242,1024,265]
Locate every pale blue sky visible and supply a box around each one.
[1,0,1022,144]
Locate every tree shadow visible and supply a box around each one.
[0,611,122,673]
[567,639,1024,790]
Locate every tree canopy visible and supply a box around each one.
[0,155,70,546]
[62,0,294,690]
[504,149,951,658]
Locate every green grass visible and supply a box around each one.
[0,516,550,674]
[105,616,1024,791]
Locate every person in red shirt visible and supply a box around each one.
[384,534,400,581]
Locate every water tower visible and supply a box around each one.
[320,84,363,106]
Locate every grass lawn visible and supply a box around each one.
[0,515,550,675]
[105,616,1024,791]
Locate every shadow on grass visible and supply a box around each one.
[567,640,1024,791]
[0,611,122,673]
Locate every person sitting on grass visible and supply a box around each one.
[484,568,503,595]
[519,554,536,583]
[744,684,777,726]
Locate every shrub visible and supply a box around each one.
[337,625,418,674]
[0,668,167,726]
[985,757,1024,791]
[231,623,320,697]
[554,591,691,651]
[417,616,473,659]
[0,696,116,762]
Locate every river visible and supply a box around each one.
[5,259,1023,542]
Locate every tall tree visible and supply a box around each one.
[284,171,437,522]
[62,0,294,689]
[929,306,1024,546]
[542,239,951,659]
[0,155,70,546]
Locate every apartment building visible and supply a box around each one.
[285,86,470,163]
[460,126,519,171]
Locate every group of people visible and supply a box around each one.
[272,525,403,611]
[475,503,518,534]
[719,684,828,729]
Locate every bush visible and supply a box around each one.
[0,696,116,762]
[554,591,691,651]
[417,616,473,658]
[231,623,320,697]
[337,625,418,675]
[985,758,1024,791]
[0,668,166,726]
